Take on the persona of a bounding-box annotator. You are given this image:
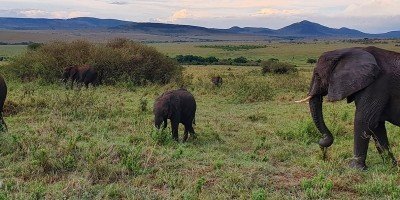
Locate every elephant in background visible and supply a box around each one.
[211,76,223,87]
[62,65,99,88]
[297,46,400,170]
[153,88,196,142]
[0,75,7,131]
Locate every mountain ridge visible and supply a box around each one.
[0,17,399,38]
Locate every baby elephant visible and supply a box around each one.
[211,76,223,87]
[153,88,197,142]
[62,65,99,88]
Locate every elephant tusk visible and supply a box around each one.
[295,96,312,103]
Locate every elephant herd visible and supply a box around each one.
[1,46,400,170]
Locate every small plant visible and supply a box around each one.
[195,177,206,194]
[151,125,171,145]
[252,188,266,200]
[213,160,223,170]
[32,148,53,172]
[139,98,148,112]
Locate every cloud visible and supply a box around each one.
[6,9,90,18]
[19,9,47,17]
[169,9,190,22]
[109,1,129,5]
[255,8,303,16]
[343,0,400,16]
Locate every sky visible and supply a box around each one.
[0,0,399,33]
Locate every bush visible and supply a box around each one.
[175,55,218,65]
[27,43,43,51]
[307,58,317,64]
[261,59,297,75]
[6,39,182,85]
[233,56,248,64]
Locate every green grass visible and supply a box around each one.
[1,43,400,199]
[0,45,26,57]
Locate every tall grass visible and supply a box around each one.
[4,39,182,85]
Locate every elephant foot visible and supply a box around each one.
[319,134,334,148]
[349,157,367,170]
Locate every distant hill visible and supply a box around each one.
[0,17,399,39]
[0,17,130,30]
[274,20,367,37]
[110,22,224,35]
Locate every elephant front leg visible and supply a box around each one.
[350,127,370,170]
[371,122,397,166]
[162,119,167,130]
[350,109,373,170]
[171,121,179,142]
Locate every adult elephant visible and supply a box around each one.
[62,65,99,88]
[153,88,196,142]
[296,46,400,170]
[0,75,7,130]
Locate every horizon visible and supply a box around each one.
[0,0,399,34]
[1,16,399,35]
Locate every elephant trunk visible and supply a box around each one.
[309,95,334,147]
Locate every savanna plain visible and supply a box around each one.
[1,40,400,199]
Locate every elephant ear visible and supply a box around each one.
[326,49,381,102]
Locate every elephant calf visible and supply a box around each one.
[211,76,223,87]
[62,65,99,88]
[0,75,7,130]
[153,88,196,142]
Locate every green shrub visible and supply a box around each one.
[261,59,297,75]
[252,188,266,200]
[197,44,267,51]
[151,126,171,145]
[27,43,43,51]
[6,39,182,85]
[233,56,248,63]
[307,58,317,64]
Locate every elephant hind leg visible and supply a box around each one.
[183,125,189,142]
[371,121,397,166]
[171,121,179,142]
[188,124,196,140]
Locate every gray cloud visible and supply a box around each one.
[109,1,129,5]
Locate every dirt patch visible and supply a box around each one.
[271,169,314,190]
[3,100,23,116]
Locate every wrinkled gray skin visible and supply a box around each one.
[0,75,7,131]
[62,65,99,88]
[307,46,400,170]
[211,76,223,87]
[153,88,196,142]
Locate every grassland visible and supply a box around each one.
[1,42,400,199]
[0,45,26,58]
[150,41,400,66]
